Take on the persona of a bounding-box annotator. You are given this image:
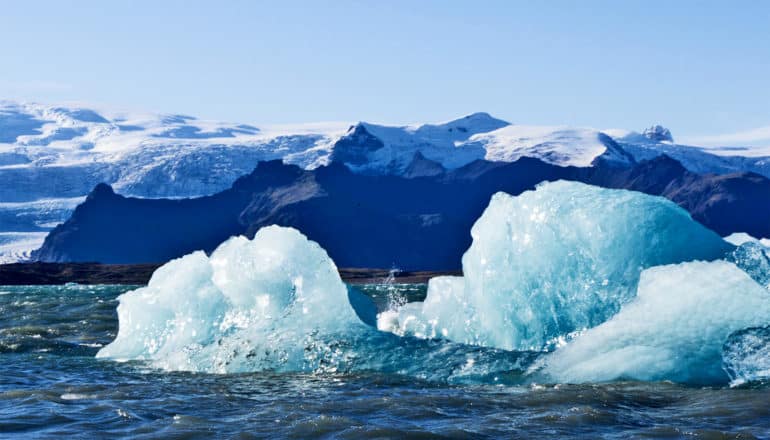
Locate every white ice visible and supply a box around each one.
[544,261,770,384]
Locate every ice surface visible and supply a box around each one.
[544,261,770,384]
[97,226,364,372]
[469,125,627,167]
[723,232,770,249]
[0,232,48,263]
[387,181,732,351]
[727,241,770,289]
[722,326,770,386]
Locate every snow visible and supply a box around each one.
[0,232,48,263]
[545,261,770,384]
[340,112,509,173]
[5,99,770,262]
[467,125,624,167]
[382,181,732,351]
[607,126,770,176]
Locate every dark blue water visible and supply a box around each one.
[2,284,770,439]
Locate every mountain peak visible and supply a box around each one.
[642,125,674,142]
[430,112,510,134]
[87,183,116,200]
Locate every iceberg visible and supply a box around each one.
[387,181,733,351]
[97,226,366,372]
[544,261,770,384]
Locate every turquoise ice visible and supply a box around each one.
[544,261,770,384]
[388,181,733,351]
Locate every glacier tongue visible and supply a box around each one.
[386,181,733,351]
[544,261,770,384]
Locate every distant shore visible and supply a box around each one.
[0,262,460,286]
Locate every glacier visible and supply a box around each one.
[384,181,733,351]
[7,100,770,262]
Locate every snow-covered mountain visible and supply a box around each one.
[2,100,770,262]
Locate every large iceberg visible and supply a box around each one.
[386,181,733,351]
[543,261,770,384]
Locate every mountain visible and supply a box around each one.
[33,155,770,269]
[5,100,770,262]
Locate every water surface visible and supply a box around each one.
[1,284,769,439]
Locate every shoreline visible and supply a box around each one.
[0,262,460,286]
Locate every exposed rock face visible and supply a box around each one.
[328,124,385,166]
[34,156,770,269]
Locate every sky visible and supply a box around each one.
[1,0,769,143]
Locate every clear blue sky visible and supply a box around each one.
[1,0,769,138]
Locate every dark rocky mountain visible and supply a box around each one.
[33,155,770,270]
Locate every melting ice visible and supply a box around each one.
[543,261,770,384]
[385,181,732,351]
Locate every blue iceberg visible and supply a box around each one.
[387,181,732,351]
[543,261,770,384]
[97,226,366,372]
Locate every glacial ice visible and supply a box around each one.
[97,226,365,372]
[544,261,770,384]
[96,225,532,382]
[727,240,770,289]
[722,326,770,386]
[387,181,732,351]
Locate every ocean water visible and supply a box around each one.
[1,284,770,439]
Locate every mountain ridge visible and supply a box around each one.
[33,155,770,269]
[6,100,770,263]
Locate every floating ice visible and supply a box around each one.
[722,326,770,386]
[97,226,366,372]
[97,226,531,382]
[544,261,770,384]
[387,181,732,351]
[723,232,770,248]
[727,241,770,289]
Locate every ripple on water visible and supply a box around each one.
[0,284,769,438]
